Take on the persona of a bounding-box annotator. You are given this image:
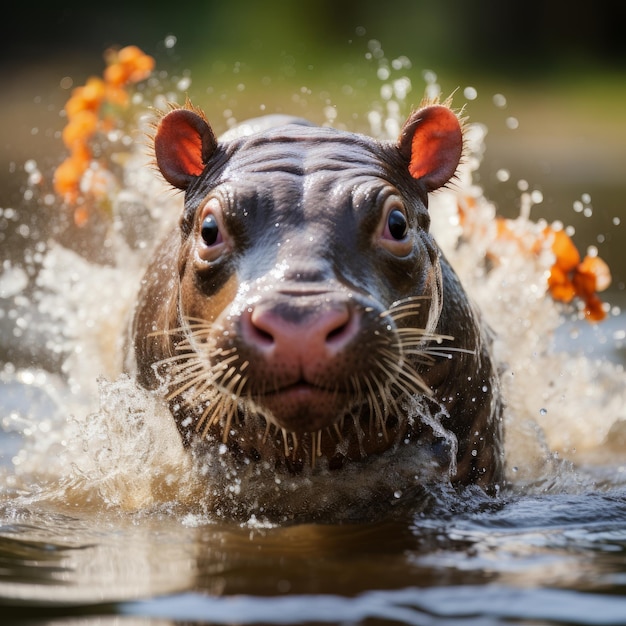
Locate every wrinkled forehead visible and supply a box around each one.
[221,124,389,187]
[197,126,405,226]
[181,123,416,229]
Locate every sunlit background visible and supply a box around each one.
[2,0,625,294]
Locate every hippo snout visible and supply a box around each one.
[225,293,363,434]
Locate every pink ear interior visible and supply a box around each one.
[154,108,217,190]
[398,105,463,192]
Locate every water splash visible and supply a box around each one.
[0,44,625,524]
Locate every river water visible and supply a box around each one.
[0,48,625,625]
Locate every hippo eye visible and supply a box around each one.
[196,197,230,264]
[387,209,408,240]
[201,214,222,246]
[377,195,412,257]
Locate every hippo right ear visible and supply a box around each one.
[154,107,218,190]
[397,104,463,192]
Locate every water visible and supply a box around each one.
[1,44,626,624]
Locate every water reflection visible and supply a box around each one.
[0,510,197,605]
[1,489,626,624]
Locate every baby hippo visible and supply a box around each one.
[129,99,504,500]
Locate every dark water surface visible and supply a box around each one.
[1,483,626,625]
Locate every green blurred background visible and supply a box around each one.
[1,0,625,295]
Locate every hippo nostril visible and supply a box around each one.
[327,323,347,341]
[254,325,274,345]
[243,301,359,358]
[246,308,276,347]
[325,308,357,347]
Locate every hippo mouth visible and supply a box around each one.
[253,380,350,434]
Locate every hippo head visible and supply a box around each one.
[145,100,464,470]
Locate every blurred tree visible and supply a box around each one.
[3,0,625,77]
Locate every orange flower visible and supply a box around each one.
[577,254,611,292]
[73,205,90,228]
[583,294,606,322]
[53,152,90,201]
[104,45,155,86]
[53,44,155,227]
[486,216,611,322]
[544,228,579,303]
[118,44,155,81]
[549,228,580,273]
[542,227,611,321]
[573,255,611,321]
[547,264,577,303]
[104,84,129,107]
[61,109,99,149]
[103,62,128,87]
[65,77,107,118]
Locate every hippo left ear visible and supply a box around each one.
[154,106,218,190]
[397,105,463,192]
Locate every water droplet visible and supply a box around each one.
[463,86,478,100]
[380,84,393,100]
[422,69,437,84]
[539,408,547,416]
[496,168,510,182]
[493,93,507,108]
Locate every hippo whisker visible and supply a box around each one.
[381,300,431,326]
[196,395,222,438]
[351,412,367,457]
[393,329,477,368]
[149,328,251,444]
[312,430,323,466]
[362,372,392,439]
[384,301,461,370]
[280,428,291,458]
[378,349,432,396]
[361,375,382,436]
[394,327,454,343]
[221,401,238,444]
[163,353,240,401]
[380,294,430,315]
[291,431,300,458]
